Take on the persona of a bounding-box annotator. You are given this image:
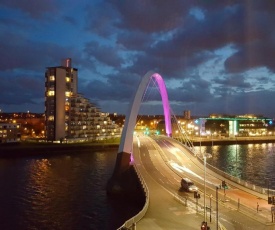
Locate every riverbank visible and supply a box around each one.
[0,141,119,158]
[190,136,275,146]
[2,136,275,158]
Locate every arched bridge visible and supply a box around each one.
[107,71,172,193]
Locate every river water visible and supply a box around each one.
[194,142,275,189]
[0,149,143,230]
[0,143,274,230]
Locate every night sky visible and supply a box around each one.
[1,1,275,117]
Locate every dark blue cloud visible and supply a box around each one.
[0,0,56,18]
[1,0,275,117]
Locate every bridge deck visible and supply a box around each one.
[126,136,275,230]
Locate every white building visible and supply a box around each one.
[70,94,121,141]
[45,58,121,141]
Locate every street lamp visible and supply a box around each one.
[210,194,212,223]
[216,187,219,230]
[203,153,212,223]
[235,136,238,165]
[204,154,206,222]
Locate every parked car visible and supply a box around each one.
[181,178,198,192]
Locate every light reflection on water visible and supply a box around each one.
[195,143,275,189]
[0,150,142,230]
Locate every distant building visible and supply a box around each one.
[154,113,274,138]
[0,123,21,143]
[183,110,191,119]
[0,112,45,139]
[204,114,273,137]
[44,58,121,142]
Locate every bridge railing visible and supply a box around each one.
[197,156,275,196]
[117,164,149,230]
[172,137,275,196]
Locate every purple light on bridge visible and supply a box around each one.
[152,73,172,136]
[118,71,172,154]
[130,152,134,164]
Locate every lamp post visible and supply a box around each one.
[204,154,206,222]
[200,130,202,155]
[210,194,212,223]
[216,186,219,230]
[203,153,212,223]
[235,136,238,165]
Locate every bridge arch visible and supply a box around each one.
[119,70,172,154]
[107,71,172,194]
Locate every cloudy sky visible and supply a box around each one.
[1,0,275,117]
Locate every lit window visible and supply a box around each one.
[66,77,70,82]
[65,91,71,97]
[48,116,54,121]
[49,75,55,81]
[97,125,100,129]
[47,91,55,96]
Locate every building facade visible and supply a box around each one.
[0,123,21,143]
[204,114,273,137]
[69,94,121,141]
[45,59,121,142]
[45,58,77,141]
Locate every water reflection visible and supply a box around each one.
[0,150,143,230]
[195,143,275,189]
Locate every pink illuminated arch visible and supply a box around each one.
[118,71,172,154]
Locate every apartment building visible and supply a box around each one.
[45,58,77,141]
[70,94,121,140]
[44,58,121,141]
[0,123,21,143]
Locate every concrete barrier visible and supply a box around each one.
[117,164,149,230]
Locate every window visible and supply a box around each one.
[49,75,55,81]
[48,116,54,121]
[47,91,55,96]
